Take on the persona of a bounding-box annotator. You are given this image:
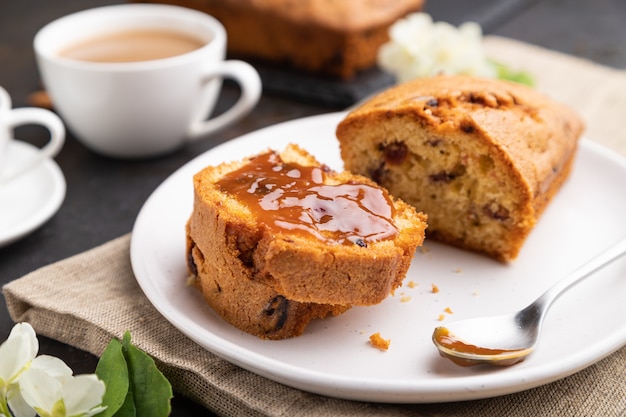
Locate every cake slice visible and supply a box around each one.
[336,75,584,261]
[186,144,427,339]
[187,235,350,340]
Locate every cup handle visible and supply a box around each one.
[1,107,65,183]
[187,60,262,139]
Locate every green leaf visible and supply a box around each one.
[121,332,173,417]
[112,385,137,417]
[93,332,173,417]
[95,338,129,417]
[490,60,535,87]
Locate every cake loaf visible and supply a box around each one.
[186,144,427,339]
[136,0,424,79]
[336,75,584,261]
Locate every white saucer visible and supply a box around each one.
[0,140,66,248]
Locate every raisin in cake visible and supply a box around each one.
[336,75,584,261]
[186,144,427,339]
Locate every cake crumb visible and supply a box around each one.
[455,268,463,273]
[407,280,417,288]
[369,332,390,351]
[420,246,430,254]
[400,295,412,303]
[431,283,439,293]
[444,307,453,314]
[437,314,445,321]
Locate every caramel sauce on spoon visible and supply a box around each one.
[433,327,530,367]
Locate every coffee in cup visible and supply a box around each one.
[34,4,262,158]
[58,28,207,63]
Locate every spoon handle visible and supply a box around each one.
[538,236,626,311]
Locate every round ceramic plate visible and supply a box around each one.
[0,140,66,248]
[131,112,626,403]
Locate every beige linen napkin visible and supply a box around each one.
[3,37,626,416]
[3,235,626,417]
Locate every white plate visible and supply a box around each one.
[131,112,626,403]
[0,141,66,248]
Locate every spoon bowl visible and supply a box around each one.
[433,236,626,367]
[433,315,535,367]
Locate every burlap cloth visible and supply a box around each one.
[3,37,626,416]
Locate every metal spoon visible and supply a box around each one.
[432,236,626,367]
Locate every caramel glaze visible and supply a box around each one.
[215,151,398,246]
[433,327,528,367]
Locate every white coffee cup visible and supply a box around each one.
[0,86,65,184]
[34,4,262,158]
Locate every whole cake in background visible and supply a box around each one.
[186,144,427,339]
[336,75,584,262]
[135,0,425,79]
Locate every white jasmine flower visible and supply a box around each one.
[7,356,73,417]
[0,323,106,417]
[5,388,34,417]
[378,13,496,82]
[0,323,39,417]
[28,357,72,380]
[19,369,106,417]
[0,323,38,387]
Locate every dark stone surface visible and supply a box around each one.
[0,1,622,415]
